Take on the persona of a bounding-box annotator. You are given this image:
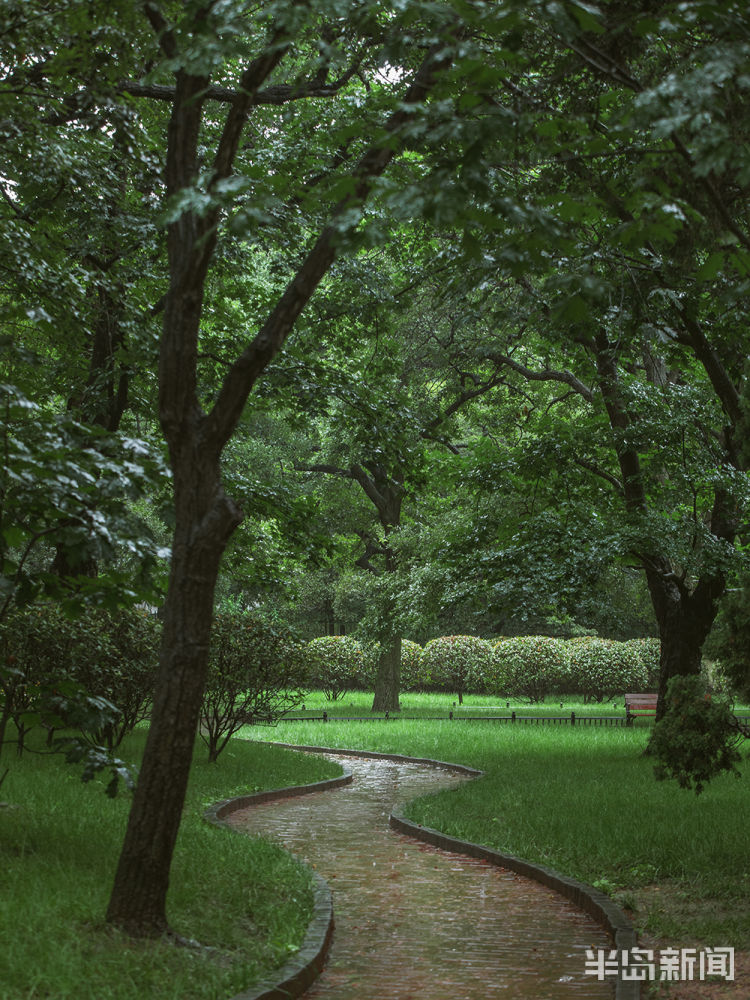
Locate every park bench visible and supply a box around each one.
[624,692,658,725]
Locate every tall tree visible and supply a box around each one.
[401,0,750,715]
[100,1,467,936]
[291,253,508,709]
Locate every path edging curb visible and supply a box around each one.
[205,769,353,1000]
[270,742,639,1000]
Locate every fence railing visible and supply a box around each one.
[255,711,750,728]
[263,710,629,726]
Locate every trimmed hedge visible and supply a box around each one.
[421,636,493,704]
[623,637,661,689]
[566,637,648,703]
[301,632,664,704]
[305,635,365,700]
[490,636,570,703]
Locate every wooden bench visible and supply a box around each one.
[625,693,658,725]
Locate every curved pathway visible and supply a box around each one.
[227,753,612,999]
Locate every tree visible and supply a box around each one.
[291,249,510,709]
[93,1,467,937]
[400,0,750,718]
[200,611,307,762]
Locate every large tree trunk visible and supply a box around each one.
[645,565,724,722]
[372,635,401,712]
[106,458,241,936]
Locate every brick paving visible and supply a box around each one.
[228,754,613,999]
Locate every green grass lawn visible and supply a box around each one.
[3,690,748,998]
[0,730,341,1000]
[286,689,750,719]
[285,690,633,717]
[253,692,750,950]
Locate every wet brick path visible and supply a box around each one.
[228,753,613,999]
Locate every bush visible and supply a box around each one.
[421,636,492,704]
[400,640,425,691]
[0,605,159,752]
[649,675,748,794]
[623,637,661,689]
[306,635,365,700]
[201,612,308,762]
[567,637,648,702]
[67,607,160,747]
[490,636,569,703]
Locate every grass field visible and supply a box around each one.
[252,691,750,950]
[282,690,651,718]
[285,689,750,718]
[3,689,748,998]
[0,731,340,1000]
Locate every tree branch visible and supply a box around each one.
[121,58,363,107]
[293,461,350,478]
[202,30,459,456]
[484,352,595,402]
[573,456,623,494]
[143,2,179,60]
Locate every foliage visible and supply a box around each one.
[305,635,365,701]
[0,663,137,796]
[400,639,426,692]
[42,681,138,797]
[622,637,661,690]
[0,365,169,617]
[490,636,569,704]
[649,676,749,794]
[566,637,648,703]
[421,635,492,704]
[201,611,308,762]
[0,604,159,752]
[704,582,750,699]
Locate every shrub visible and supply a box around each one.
[649,675,749,794]
[67,608,160,747]
[623,637,661,689]
[490,636,570,703]
[201,612,308,762]
[357,641,380,690]
[0,605,159,753]
[567,637,647,702]
[421,636,492,704]
[400,640,424,691]
[306,635,365,700]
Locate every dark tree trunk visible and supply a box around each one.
[594,333,737,723]
[645,564,725,722]
[372,636,401,712]
[106,455,241,936]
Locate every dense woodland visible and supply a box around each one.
[2,0,750,937]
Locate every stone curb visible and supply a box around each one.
[204,770,353,1000]
[270,742,639,1000]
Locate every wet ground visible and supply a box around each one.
[228,753,613,999]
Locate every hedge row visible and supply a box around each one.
[1,606,309,762]
[305,634,662,703]
[0,605,160,752]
